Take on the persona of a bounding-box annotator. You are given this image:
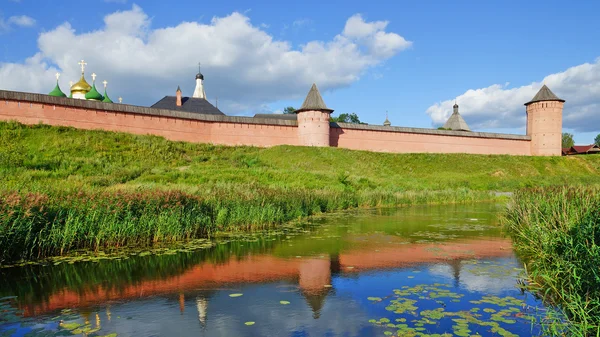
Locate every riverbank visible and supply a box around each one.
[503,186,600,336]
[2,121,600,263]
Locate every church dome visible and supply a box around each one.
[71,75,92,94]
[48,82,67,97]
[102,88,113,103]
[196,72,204,80]
[85,83,103,100]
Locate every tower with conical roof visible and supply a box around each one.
[295,83,334,147]
[443,102,470,131]
[383,111,391,126]
[525,84,565,156]
[193,63,206,99]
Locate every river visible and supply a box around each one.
[0,203,549,336]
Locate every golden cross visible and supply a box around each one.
[78,60,87,73]
[91,73,97,82]
[118,97,123,103]
[102,80,108,88]
[69,81,73,87]
[55,72,60,81]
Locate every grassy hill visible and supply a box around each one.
[1,121,600,262]
[2,121,599,193]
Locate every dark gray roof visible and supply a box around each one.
[253,113,297,120]
[443,111,471,131]
[525,85,565,106]
[151,96,224,115]
[296,83,333,113]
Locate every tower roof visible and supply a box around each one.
[525,85,565,106]
[296,83,333,113]
[196,63,204,80]
[443,111,471,131]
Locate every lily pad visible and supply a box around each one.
[229,293,243,298]
[280,301,290,305]
[244,321,255,326]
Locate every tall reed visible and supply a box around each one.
[0,187,491,263]
[502,186,600,336]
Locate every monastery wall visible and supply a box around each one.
[0,91,299,147]
[332,124,531,155]
[0,90,533,155]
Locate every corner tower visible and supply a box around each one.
[525,85,565,156]
[295,83,334,147]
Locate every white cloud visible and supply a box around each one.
[343,14,388,39]
[0,5,411,114]
[426,58,600,133]
[292,18,313,28]
[7,15,36,27]
[0,14,36,32]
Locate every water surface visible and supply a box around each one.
[0,203,548,336]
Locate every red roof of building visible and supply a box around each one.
[563,144,600,155]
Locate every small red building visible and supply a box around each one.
[562,144,600,156]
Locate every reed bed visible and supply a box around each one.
[0,187,489,263]
[503,186,600,336]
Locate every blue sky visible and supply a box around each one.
[1,0,599,143]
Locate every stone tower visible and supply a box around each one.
[525,85,565,156]
[295,83,334,147]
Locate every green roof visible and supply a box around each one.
[85,83,104,101]
[48,82,67,98]
[102,88,113,103]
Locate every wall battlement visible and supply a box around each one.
[0,84,564,156]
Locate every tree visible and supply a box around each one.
[331,113,362,124]
[283,106,296,114]
[562,132,575,148]
[595,134,600,147]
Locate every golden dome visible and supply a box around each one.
[71,74,92,93]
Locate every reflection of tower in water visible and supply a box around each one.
[196,296,208,328]
[174,292,209,328]
[448,258,462,288]
[298,255,340,319]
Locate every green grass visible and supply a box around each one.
[503,186,600,336]
[2,120,600,263]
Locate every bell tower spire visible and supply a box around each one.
[193,62,206,99]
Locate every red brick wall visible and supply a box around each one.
[0,100,299,147]
[0,98,532,155]
[331,127,531,155]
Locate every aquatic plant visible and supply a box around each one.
[503,186,600,336]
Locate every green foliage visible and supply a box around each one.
[1,121,600,262]
[562,132,575,148]
[283,106,296,114]
[503,186,600,335]
[331,113,362,124]
[595,134,600,147]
